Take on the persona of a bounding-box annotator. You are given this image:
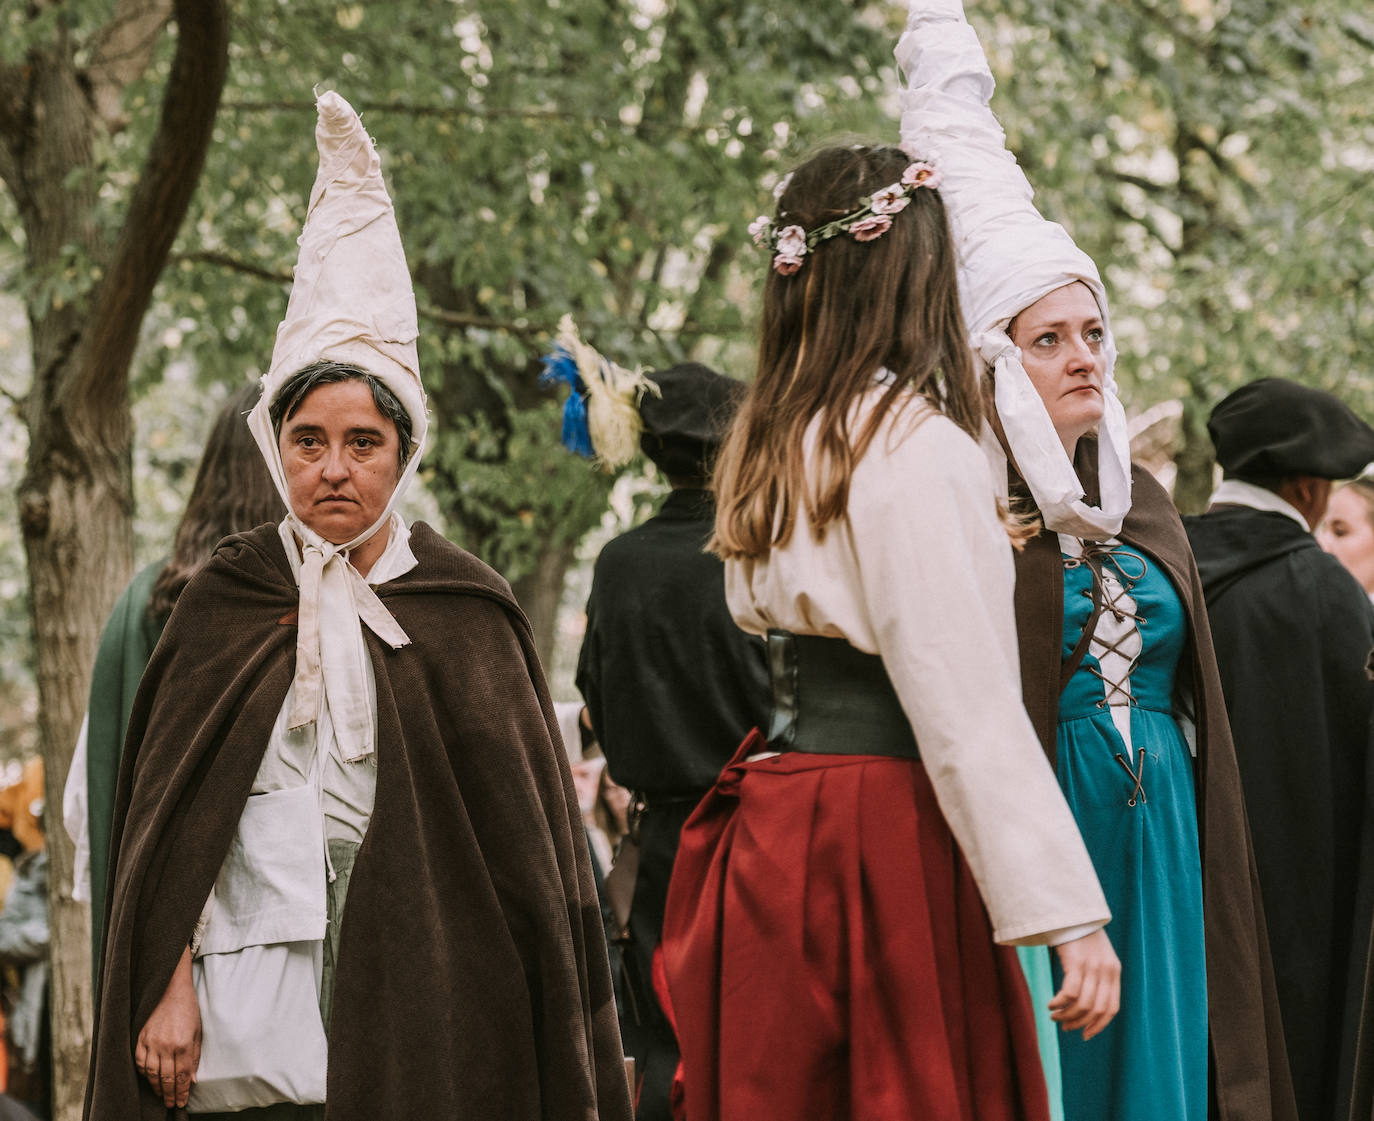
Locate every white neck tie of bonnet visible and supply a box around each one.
[287,524,411,760]
[978,329,1131,540]
[248,89,429,763]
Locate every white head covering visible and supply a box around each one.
[896,0,1131,539]
[247,90,428,760]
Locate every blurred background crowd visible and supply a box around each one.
[0,0,1371,1117]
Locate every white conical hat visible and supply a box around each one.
[896,0,1130,538]
[246,90,428,760]
[250,88,428,483]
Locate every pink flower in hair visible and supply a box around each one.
[773,254,805,275]
[748,215,772,247]
[848,214,893,242]
[870,183,910,215]
[901,161,941,190]
[775,224,807,258]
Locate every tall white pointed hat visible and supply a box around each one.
[896,0,1131,538]
[247,90,428,760]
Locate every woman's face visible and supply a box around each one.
[1008,282,1106,451]
[278,379,403,545]
[1317,486,1374,594]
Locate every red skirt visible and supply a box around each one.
[658,730,1050,1121]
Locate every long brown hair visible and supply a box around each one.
[712,145,981,559]
[148,382,284,622]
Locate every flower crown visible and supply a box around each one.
[749,158,941,275]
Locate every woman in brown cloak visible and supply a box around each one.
[84,90,630,1121]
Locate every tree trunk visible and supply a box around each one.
[10,44,130,1121]
[510,542,576,671]
[1172,396,1217,515]
[20,428,131,1121]
[1,5,228,1117]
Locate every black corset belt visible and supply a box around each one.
[765,629,920,760]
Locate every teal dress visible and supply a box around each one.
[1029,543,1208,1121]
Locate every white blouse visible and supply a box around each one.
[195,518,417,956]
[252,516,418,845]
[726,389,1109,945]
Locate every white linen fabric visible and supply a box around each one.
[62,716,91,903]
[896,0,1131,539]
[1208,478,1311,532]
[246,89,428,764]
[1058,536,1142,753]
[189,783,329,1114]
[189,939,328,1113]
[188,524,416,1113]
[264,516,417,842]
[725,388,1110,945]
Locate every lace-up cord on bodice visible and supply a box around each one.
[1065,546,1148,710]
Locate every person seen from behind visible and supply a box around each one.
[659,140,1118,1121]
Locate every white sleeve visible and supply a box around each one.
[62,714,91,905]
[845,417,1108,943]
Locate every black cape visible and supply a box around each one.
[575,488,769,1121]
[1185,505,1374,1121]
[86,523,632,1121]
[576,489,769,797]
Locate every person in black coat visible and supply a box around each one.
[576,363,770,1121]
[1183,377,1374,1121]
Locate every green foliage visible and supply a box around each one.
[976,0,1374,501]
[3,0,1370,617]
[432,399,615,582]
[133,0,902,572]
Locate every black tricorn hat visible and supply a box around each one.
[639,362,744,479]
[1208,377,1374,480]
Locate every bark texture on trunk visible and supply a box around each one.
[1172,396,1218,515]
[0,4,229,1118]
[510,542,575,672]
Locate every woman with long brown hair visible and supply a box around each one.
[659,142,1119,1121]
[66,380,284,968]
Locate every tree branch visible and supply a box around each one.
[1340,15,1374,53]
[173,251,548,337]
[85,0,174,130]
[172,250,291,285]
[1130,0,1206,54]
[1106,198,1179,258]
[223,99,611,124]
[418,305,546,336]
[1106,169,1175,197]
[63,0,229,415]
[220,98,710,139]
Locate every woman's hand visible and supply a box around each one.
[1049,928,1120,1041]
[134,945,202,1108]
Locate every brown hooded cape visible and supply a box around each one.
[84,522,631,1121]
[1012,452,1297,1121]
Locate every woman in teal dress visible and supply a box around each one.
[1051,539,1206,1120]
[896,0,1295,1115]
[990,281,1289,1121]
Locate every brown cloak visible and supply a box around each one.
[1012,455,1297,1121]
[84,523,632,1121]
